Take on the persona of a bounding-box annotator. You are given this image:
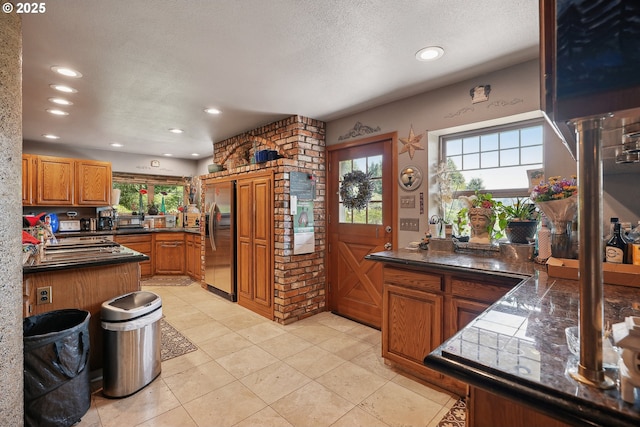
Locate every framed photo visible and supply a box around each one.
[527,168,545,192]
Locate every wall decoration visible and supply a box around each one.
[292,197,315,254]
[338,121,381,141]
[340,170,373,210]
[398,165,423,191]
[444,106,475,119]
[486,98,524,108]
[398,126,424,159]
[470,84,491,103]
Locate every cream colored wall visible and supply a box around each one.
[326,59,578,247]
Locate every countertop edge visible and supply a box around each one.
[23,251,150,274]
[424,348,635,427]
[365,251,533,280]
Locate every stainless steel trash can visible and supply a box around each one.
[101,291,162,397]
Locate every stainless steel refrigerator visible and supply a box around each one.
[204,180,236,301]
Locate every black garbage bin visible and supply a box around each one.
[23,309,91,427]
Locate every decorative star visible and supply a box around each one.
[399,126,425,159]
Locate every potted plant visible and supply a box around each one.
[502,197,539,244]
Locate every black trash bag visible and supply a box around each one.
[23,309,91,427]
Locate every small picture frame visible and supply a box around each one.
[527,168,545,191]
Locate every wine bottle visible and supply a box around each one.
[605,222,628,264]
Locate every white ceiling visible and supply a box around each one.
[21,0,539,160]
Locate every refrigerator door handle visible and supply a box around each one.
[209,202,217,251]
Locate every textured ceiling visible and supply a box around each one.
[21,0,539,159]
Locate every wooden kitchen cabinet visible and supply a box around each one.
[114,234,153,278]
[35,155,75,205]
[75,159,112,205]
[154,233,185,274]
[22,154,35,205]
[185,233,202,281]
[29,154,112,206]
[468,386,569,427]
[447,274,518,339]
[382,267,449,387]
[380,263,522,396]
[237,172,274,320]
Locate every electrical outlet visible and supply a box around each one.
[399,218,420,231]
[37,286,52,305]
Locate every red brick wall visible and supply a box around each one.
[208,115,326,324]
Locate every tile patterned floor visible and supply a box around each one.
[78,283,458,427]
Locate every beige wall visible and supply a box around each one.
[326,59,579,246]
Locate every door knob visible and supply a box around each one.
[384,242,392,250]
[385,226,392,233]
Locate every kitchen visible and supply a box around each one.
[3,1,640,426]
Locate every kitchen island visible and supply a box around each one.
[23,238,149,372]
[366,249,640,427]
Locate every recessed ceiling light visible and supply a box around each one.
[168,128,183,134]
[163,153,173,157]
[110,143,123,147]
[42,134,60,140]
[204,108,221,115]
[191,153,200,156]
[50,84,77,93]
[46,109,69,116]
[415,46,445,61]
[48,97,73,106]
[51,66,82,78]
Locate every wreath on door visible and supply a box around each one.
[340,170,373,211]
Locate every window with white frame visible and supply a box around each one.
[437,119,544,227]
[440,119,544,196]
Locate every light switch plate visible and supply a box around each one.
[400,196,415,208]
[400,218,420,231]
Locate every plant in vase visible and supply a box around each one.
[531,176,578,258]
[502,197,539,244]
[457,192,506,244]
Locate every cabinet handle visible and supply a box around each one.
[161,243,179,248]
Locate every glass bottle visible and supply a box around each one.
[605,222,628,264]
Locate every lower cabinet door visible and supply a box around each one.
[383,283,443,373]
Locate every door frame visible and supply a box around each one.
[326,131,398,312]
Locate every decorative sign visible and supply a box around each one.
[290,171,316,200]
[292,198,315,254]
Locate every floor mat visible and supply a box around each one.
[161,318,197,361]
[437,398,466,427]
[141,275,198,286]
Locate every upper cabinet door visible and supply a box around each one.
[76,160,112,206]
[22,154,35,206]
[35,156,75,206]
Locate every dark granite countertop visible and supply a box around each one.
[365,248,540,279]
[367,249,640,426]
[23,245,150,274]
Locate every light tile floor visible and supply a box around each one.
[78,283,458,427]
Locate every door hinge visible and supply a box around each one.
[328,282,331,292]
[328,214,331,224]
[328,243,331,253]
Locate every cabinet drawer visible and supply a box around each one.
[115,234,151,244]
[154,232,185,242]
[383,267,443,292]
[451,276,518,303]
